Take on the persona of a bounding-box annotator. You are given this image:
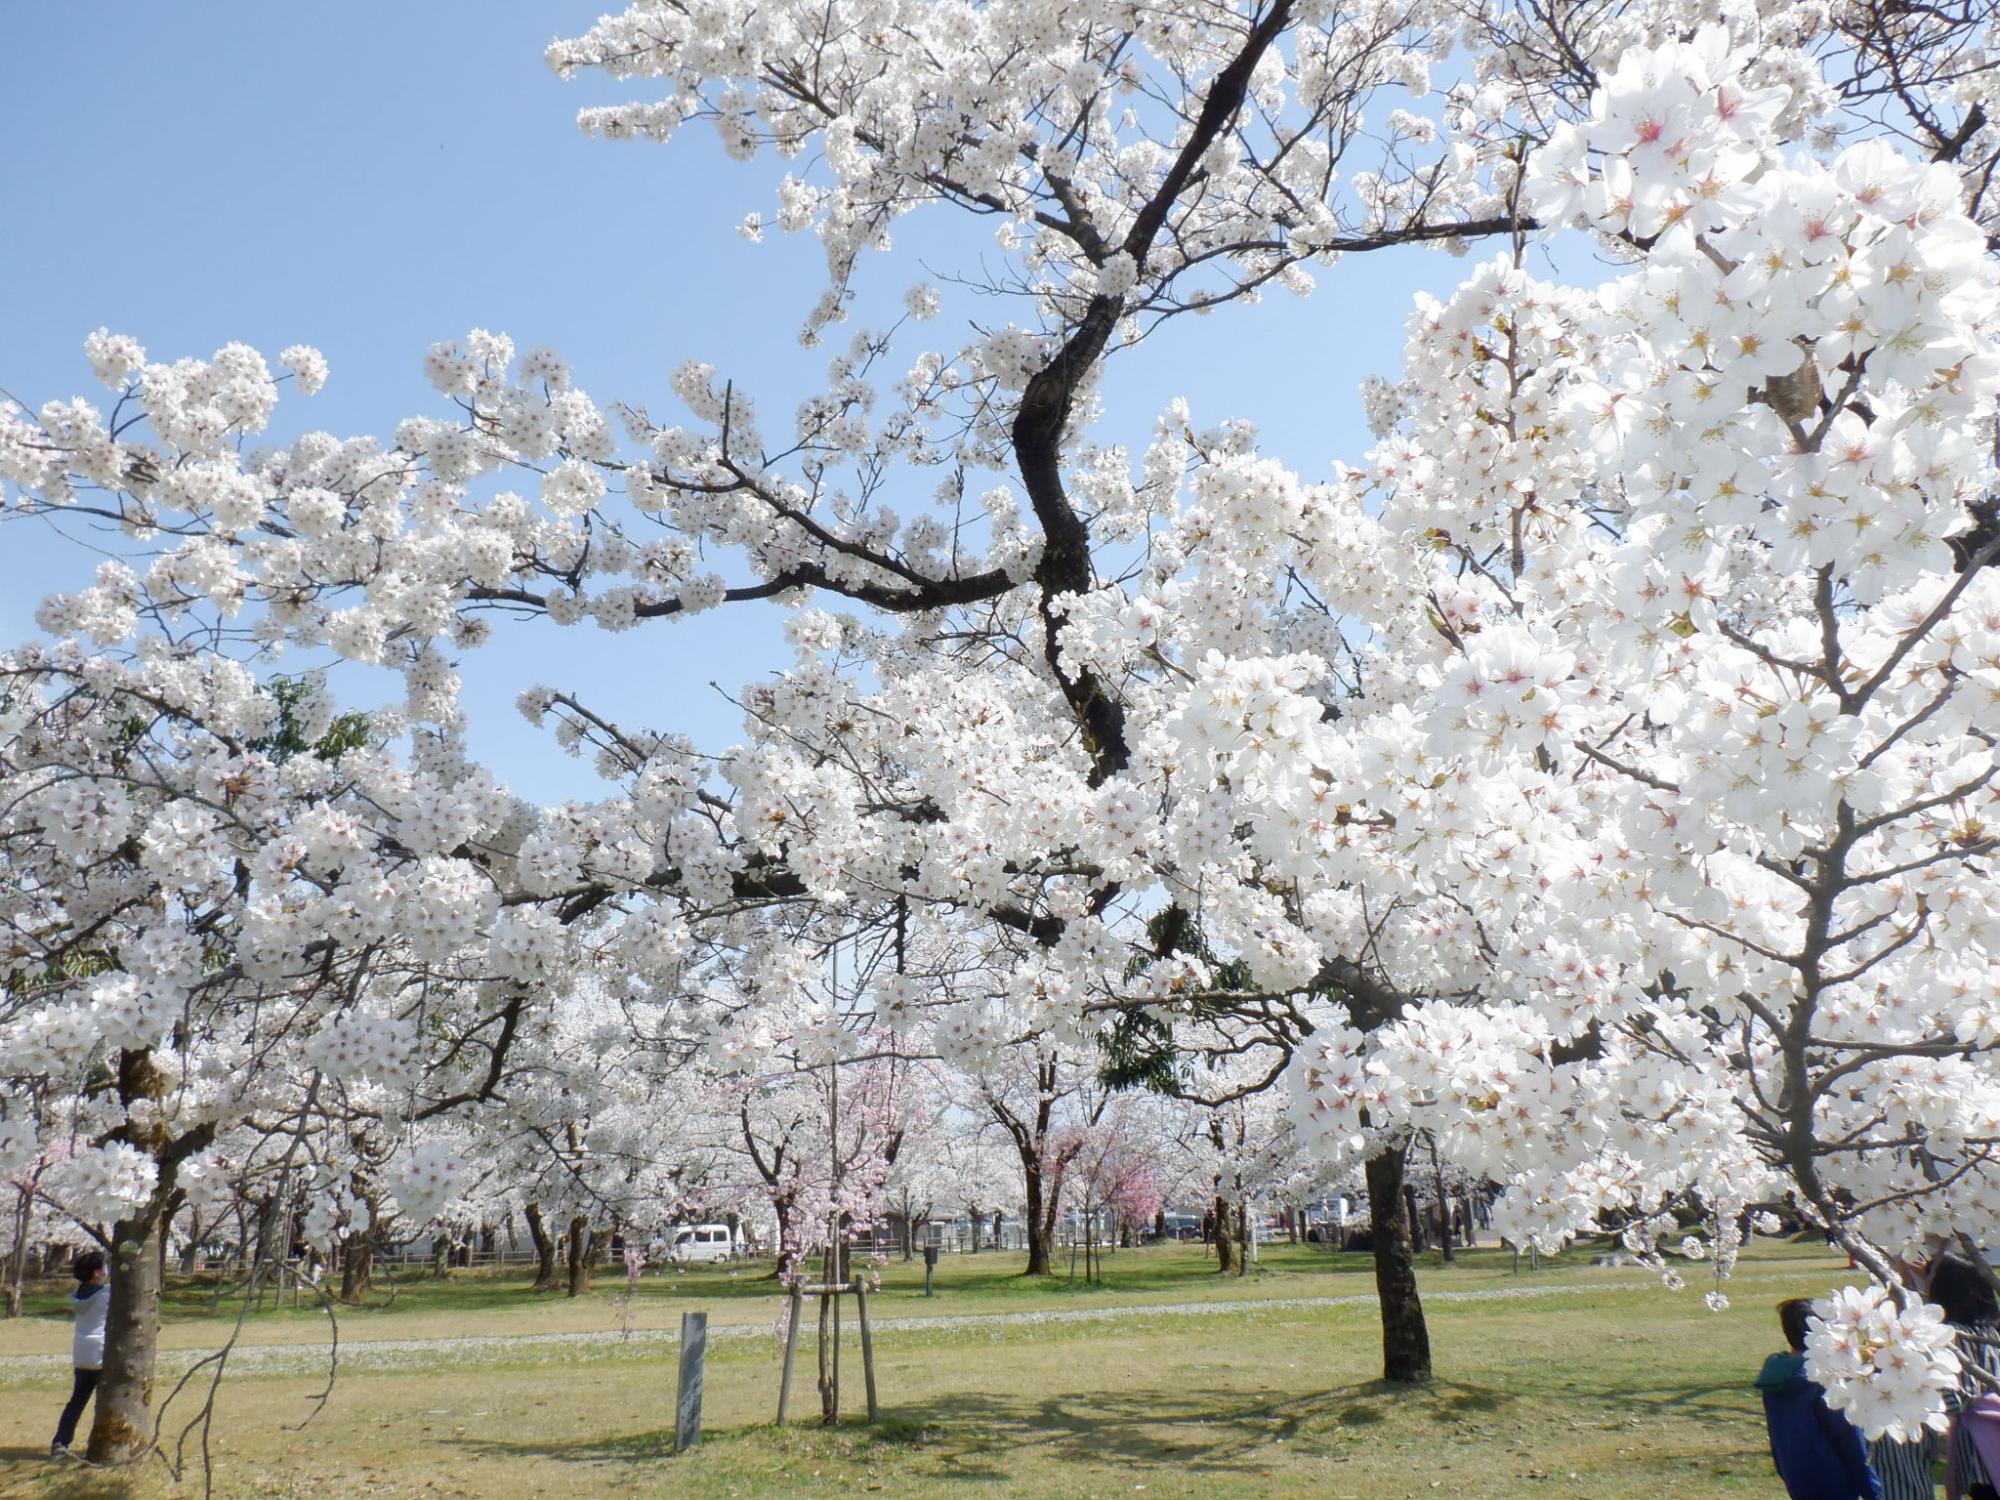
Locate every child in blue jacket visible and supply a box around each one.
[1758,1298,1883,1500]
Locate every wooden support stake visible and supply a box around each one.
[817,1288,835,1424]
[776,1287,803,1424]
[853,1278,879,1423]
[675,1311,708,1452]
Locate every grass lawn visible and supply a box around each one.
[0,1238,1856,1498]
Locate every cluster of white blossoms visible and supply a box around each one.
[1806,1284,1965,1440]
[389,1140,471,1224]
[289,1159,384,1255]
[43,1141,159,1224]
[0,1118,35,1178]
[301,1010,421,1090]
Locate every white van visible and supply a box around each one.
[669,1224,737,1264]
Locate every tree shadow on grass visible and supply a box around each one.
[1312,1376,1509,1427]
[444,1370,1759,1486]
[443,1380,1508,1481]
[445,1426,683,1463]
[445,1418,922,1473]
[0,1451,139,1499]
[934,1378,1522,1470]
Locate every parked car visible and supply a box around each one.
[669,1224,738,1263]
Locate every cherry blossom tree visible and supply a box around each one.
[973,1048,1109,1276]
[1048,1097,1172,1279]
[4,0,2000,1456]
[931,1114,1021,1253]
[1276,26,2000,1436]
[878,1087,957,1257]
[3,1134,70,1320]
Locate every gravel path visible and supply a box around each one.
[0,1271,1785,1383]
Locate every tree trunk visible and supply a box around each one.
[158,1197,179,1285]
[1429,1139,1456,1264]
[1403,1183,1427,1252]
[339,1231,373,1302]
[249,1193,277,1276]
[1367,1142,1432,1385]
[1024,1163,1053,1275]
[993,1061,1062,1278]
[3,1183,32,1318]
[89,1060,162,1462]
[88,1046,211,1465]
[88,1196,167,1463]
[1235,1199,1250,1276]
[1038,1177,1063,1275]
[176,1208,205,1276]
[1213,1192,1237,1274]
[565,1216,591,1297]
[767,1192,799,1281]
[225,1201,246,1280]
[525,1203,559,1290]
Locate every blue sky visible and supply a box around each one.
[1,2,1562,802]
